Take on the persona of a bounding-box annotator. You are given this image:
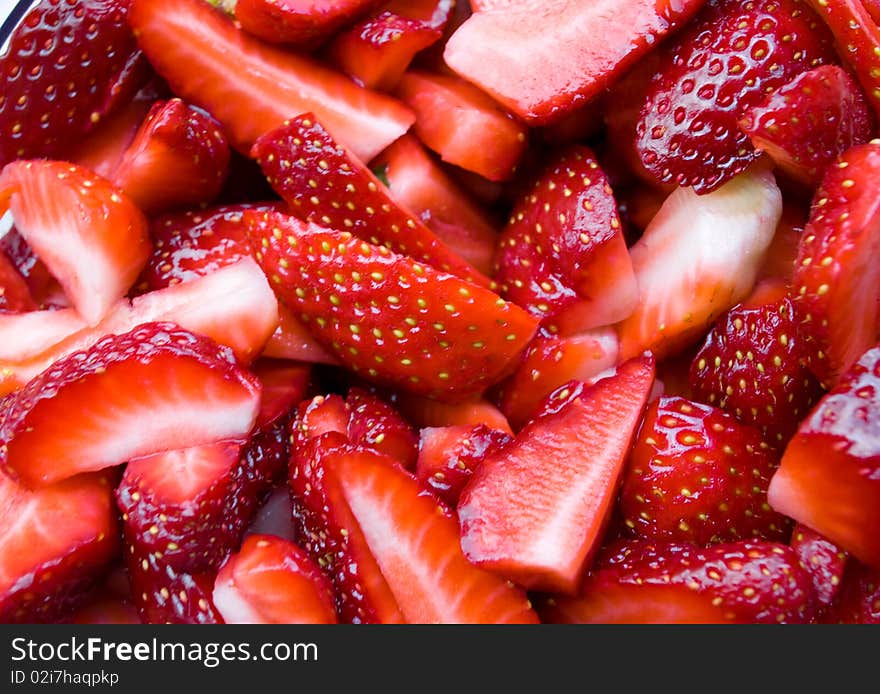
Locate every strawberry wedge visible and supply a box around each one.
[0,323,261,487]
[458,356,655,594]
[128,0,413,163]
[0,161,151,325]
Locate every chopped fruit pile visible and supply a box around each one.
[3,0,880,625]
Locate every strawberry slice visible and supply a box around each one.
[0,160,151,325]
[768,344,880,569]
[458,356,655,594]
[443,0,704,125]
[540,540,818,624]
[496,329,621,430]
[247,210,537,400]
[793,142,880,386]
[330,446,539,623]
[234,0,380,46]
[689,279,824,447]
[0,0,147,167]
[416,424,512,507]
[251,114,488,286]
[807,0,880,120]
[0,323,261,487]
[395,70,528,182]
[0,228,65,310]
[637,0,837,193]
[0,252,35,313]
[620,396,789,545]
[346,387,418,469]
[0,309,87,363]
[372,135,498,275]
[791,524,848,608]
[393,392,513,433]
[128,0,413,163]
[739,65,872,187]
[616,166,782,361]
[252,359,312,429]
[326,0,453,92]
[0,472,119,623]
[111,98,231,214]
[494,146,638,334]
[213,535,338,624]
[828,561,880,623]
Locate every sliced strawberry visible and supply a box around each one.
[739,65,872,187]
[443,0,704,125]
[213,534,337,624]
[330,446,539,623]
[620,396,788,545]
[326,0,453,92]
[251,114,487,286]
[128,0,413,163]
[395,70,528,182]
[0,472,119,623]
[0,309,87,363]
[458,356,655,594]
[496,329,621,430]
[494,146,638,334]
[768,344,880,569]
[616,166,782,361]
[112,98,231,214]
[0,252,35,313]
[540,540,818,624]
[247,210,537,400]
[0,323,261,487]
[234,0,380,45]
[828,561,880,623]
[793,143,880,386]
[689,279,824,447]
[0,160,151,325]
[808,0,880,120]
[864,0,880,23]
[265,306,340,364]
[416,424,512,507]
[253,359,312,428]
[346,387,418,469]
[0,0,147,167]
[636,0,836,193]
[393,392,513,433]
[791,524,848,608]
[0,228,64,310]
[372,135,498,275]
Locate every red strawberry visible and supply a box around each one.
[247,210,537,400]
[739,65,872,187]
[346,387,418,469]
[251,114,487,286]
[330,444,539,623]
[0,0,147,167]
[111,98,231,214]
[790,524,848,608]
[0,160,151,325]
[494,146,638,334]
[234,0,380,46]
[637,0,836,193]
[689,279,824,447]
[807,0,880,120]
[0,472,119,623]
[393,392,513,434]
[768,343,880,569]
[0,309,87,364]
[458,356,655,594]
[865,0,880,23]
[792,142,880,386]
[0,252,35,313]
[496,329,620,430]
[443,0,704,125]
[828,561,880,623]
[620,396,789,546]
[395,70,528,182]
[540,540,818,624]
[616,166,782,361]
[252,359,312,429]
[128,0,413,163]
[372,135,499,275]
[326,0,453,92]
[416,424,512,507]
[0,323,261,487]
[213,534,338,624]
[0,228,64,310]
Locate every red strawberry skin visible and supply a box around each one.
[234,0,381,46]
[689,280,824,447]
[768,344,880,569]
[346,388,418,469]
[828,560,880,623]
[0,323,261,487]
[637,0,836,193]
[790,524,848,609]
[247,210,537,401]
[540,540,818,624]
[620,396,789,546]
[0,0,147,167]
